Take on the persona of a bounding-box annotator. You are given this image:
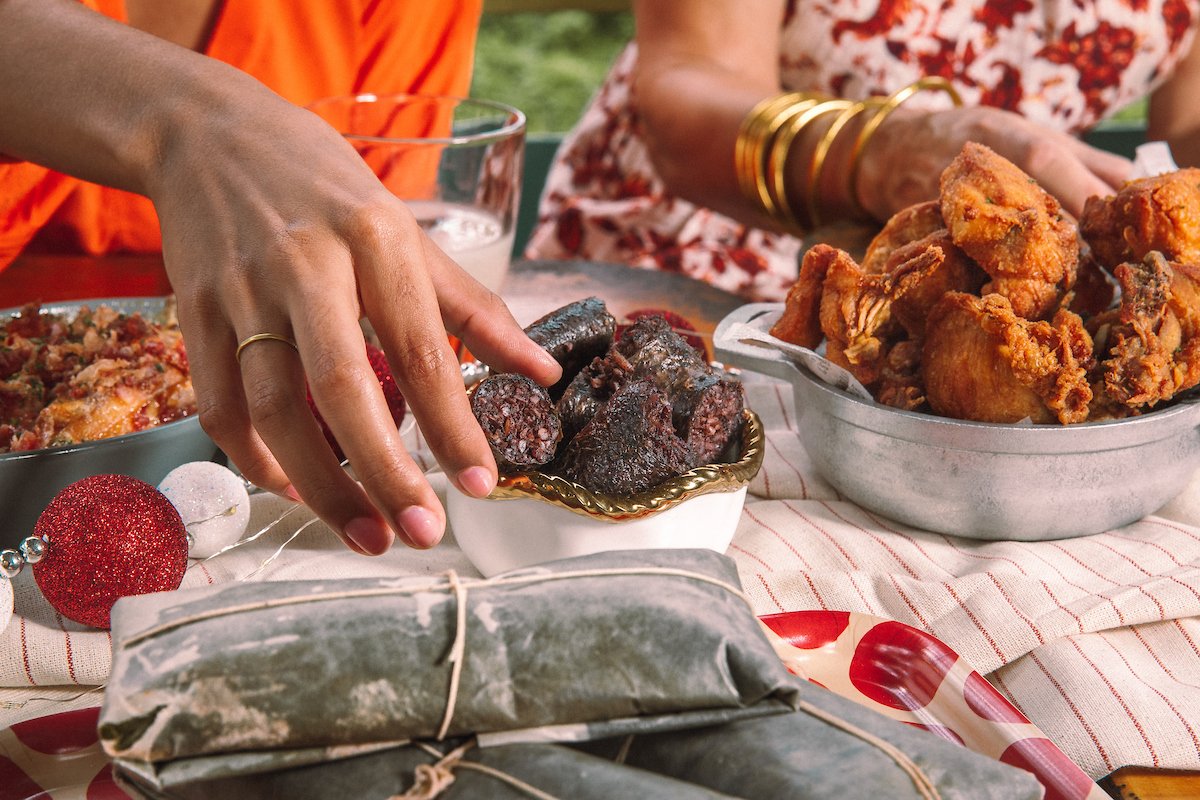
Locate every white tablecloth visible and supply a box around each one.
[3,382,1200,781]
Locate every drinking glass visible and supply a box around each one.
[307,93,526,293]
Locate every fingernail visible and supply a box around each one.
[457,466,495,499]
[344,517,392,555]
[538,351,564,378]
[275,484,303,503]
[397,506,442,549]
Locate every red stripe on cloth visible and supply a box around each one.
[1131,623,1200,690]
[197,562,216,586]
[1089,539,1170,619]
[771,384,795,431]
[985,572,1046,646]
[729,542,773,572]
[1102,629,1200,753]
[54,613,78,685]
[18,618,35,687]
[824,502,920,579]
[743,507,831,610]
[785,502,860,569]
[941,534,1032,576]
[1139,517,1200,545]
[755,573,790,613]
[1115,526,1197,565]
[943,582,1008,663]
[1027,649,1114,771]
[1067,638,1159,766]
[989,670,1031,719]
[1015,543,1128,624]
[861,510,958,577]
[1111,526,1200,602]
[1171,618,1200,663]
[744,506,817,572]
[888,573,931,629]
[1038,580,1086,633]
[766,432,804,499]
[782,503,881,614]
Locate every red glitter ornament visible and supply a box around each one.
[32,475,188,630]
[306,342,407,461]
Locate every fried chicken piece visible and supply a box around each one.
[875,340,926,411]
[939,142,1079,320]
[817,247,907,388]
[769,243,839,348]
[1067,252,1118,318]
[922,292,1093,424]
[773,237,986,390]
[1098,251,1200,409]
[860,200,945,274]
[1079,168,1200,269]
[886,230,988,339]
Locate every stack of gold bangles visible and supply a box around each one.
[733,77,963,233]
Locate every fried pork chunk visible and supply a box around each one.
[922,292,1093,425]
[1079,168,1200,269]
[939,142,1078,320]
[771,237,987,392]
[1095,251,1200,409]
[860,200,946,274]
[770,243,844,350]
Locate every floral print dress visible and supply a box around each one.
[524,0,1199,301]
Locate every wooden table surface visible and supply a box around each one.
[3,252,1199,800]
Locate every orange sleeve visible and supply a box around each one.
[0,164,84,269]
[0,0,126,272]
[0,0,483,275]
[353,1,482,99]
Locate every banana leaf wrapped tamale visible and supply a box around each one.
[582,677,1045,800]
[99,549,799,787]
[115,738,741,800]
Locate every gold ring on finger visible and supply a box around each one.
[235,332,299,364]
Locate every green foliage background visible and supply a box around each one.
[471,11,635,133]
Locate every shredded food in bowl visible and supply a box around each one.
[0,300,195,454]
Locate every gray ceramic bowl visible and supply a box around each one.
[715,303,1200,541]
[0,298,222,549]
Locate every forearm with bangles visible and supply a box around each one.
[734,77,963,233]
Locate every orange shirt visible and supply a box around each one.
[0,0,481,272]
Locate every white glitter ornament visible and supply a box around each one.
[0,576,12,637]
[159,461,251,559]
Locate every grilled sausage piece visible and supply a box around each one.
[552,379,692,494]
[471,373,562,471]
[524,296,617,400]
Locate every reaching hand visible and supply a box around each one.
[148,68,561,555]
[855,105,1134,221]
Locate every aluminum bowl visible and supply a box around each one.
[0,298,222,549]
[448,408,765,577]
[715,303,1200,541]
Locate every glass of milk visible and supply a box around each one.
[307,93,525,294]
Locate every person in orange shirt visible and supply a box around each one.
[0,0,561,555]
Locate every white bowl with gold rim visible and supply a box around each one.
[447,409,764,577]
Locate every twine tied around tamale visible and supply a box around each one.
[794,699,941,800]
[391,740,562,800]
[609,709,941,799]
[116,566,753,745]
[436,569,469,741]
[120,566,753,648]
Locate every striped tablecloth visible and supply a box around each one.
[3,382,1199,782]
